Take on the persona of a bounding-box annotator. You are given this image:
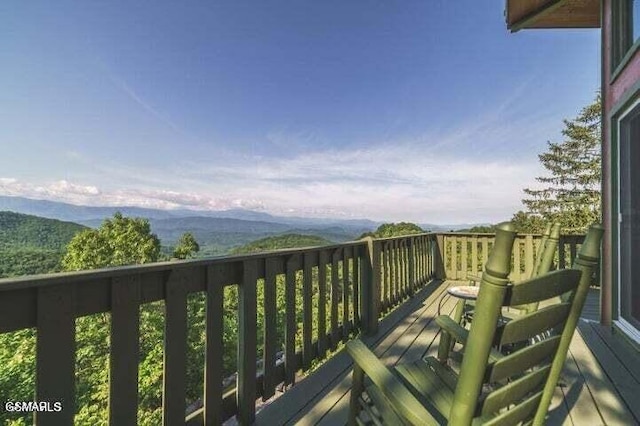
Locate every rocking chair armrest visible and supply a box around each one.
[346,339,442,426]
[435,315,469,344]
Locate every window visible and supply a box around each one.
[616,100,640,341]
[611,1,640,75]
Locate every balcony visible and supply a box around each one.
[0,232,638,425]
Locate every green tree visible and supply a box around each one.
[231,233,332,255]
[520,93,601,233]
[172,232,200,259]
[509,211,546,234]
[359,222,424,239]
[61,213,163,424]
[62,212,161,270]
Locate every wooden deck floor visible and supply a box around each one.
[254,280,640,426]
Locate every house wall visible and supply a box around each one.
[602,0,640,326]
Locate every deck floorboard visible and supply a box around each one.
[254,281,639,426]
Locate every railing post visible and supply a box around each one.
[434,233,447,280]
[360,237,379,336]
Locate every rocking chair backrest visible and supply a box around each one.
[448,223,603,426]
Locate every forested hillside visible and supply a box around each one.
[0,211,87,277]
[231,233,333,254]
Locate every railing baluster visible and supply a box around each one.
[570,239,577,266]
[397,240,403,298]
[420,237,426,284]
[423,236,428,280]
[471,236,478,276]
[344,247,352,341]
[451,236,458,279]
[525,235,534,278]
[318,251,328,356]
[398,239,407,302]
[408,239,415,294]
[362,238,380,336]
[395,240,401,299]
[303,253,313,369]
[513,238,521,282]
[262,258,278,400]
[372,240,381,332]
[331,249,340,350]
[426,236,431,279]
[285,256,297,385]
[36,284,75,426]
[403,240,409,296]
[238,259,258,425]
[109,275,140,426]
[383,242,389,306]
[482,237,489,271]
[427,236,432,279]
[391,240,398,304]
[461,236,468,280]
[204,265,224,424]
[416,237,422,285]
[163,269,189,426]
[352,247,360,327]
[383,243,390,310]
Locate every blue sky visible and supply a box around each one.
[0,1,599,223]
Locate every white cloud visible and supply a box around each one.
[0,140,546,223]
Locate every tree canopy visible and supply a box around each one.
[231,233,332,254]
[517,93,601,233]
[62,212,161,270]
[173,232,200,259]
[359,222,424,239]
[0,211,87,278]
[58,213,164,424]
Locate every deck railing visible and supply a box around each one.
[0,230,590,425]
[0,233,438,425]
[439,232,588,281]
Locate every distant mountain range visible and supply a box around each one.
[0,196,488,255]
[0,196,375,254]
[0,195,377,228]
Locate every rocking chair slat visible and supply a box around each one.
[497,302,571,345]
[488,336,560,383]
[481,365,550,415]
[504,269,580,307]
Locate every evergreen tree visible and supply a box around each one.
[520,93,601,233]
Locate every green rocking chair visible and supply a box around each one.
[346,222,603,426]
[438,222,562,362]
[465,222,562,318]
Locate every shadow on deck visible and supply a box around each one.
[255,280,640,426]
